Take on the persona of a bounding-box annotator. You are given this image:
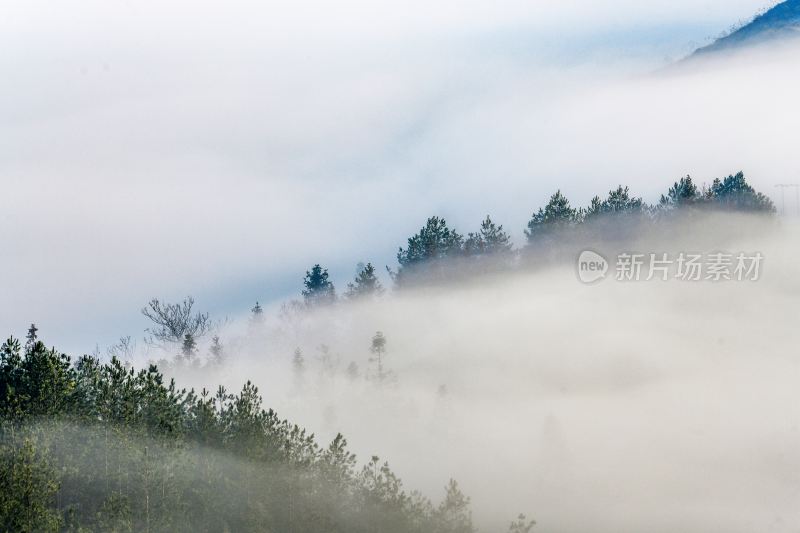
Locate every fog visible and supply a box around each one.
[4,1,800,529]
[2,0,796,352]
[125,214,797,532]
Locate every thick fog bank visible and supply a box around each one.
[146,215,800,532]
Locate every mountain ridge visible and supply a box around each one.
[691,0,800,57]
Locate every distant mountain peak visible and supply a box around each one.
[692,0,800,57]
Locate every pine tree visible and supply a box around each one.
[181,333,197,361]
[584,185,644,220]
[709,171,775,212]
[396,217,463,285]
[464,216,513,256]
[525,190,578,245]
[24,323,38,352]
[436,479,475,533]
[659,175,700,208]
[0,440,61,532]
[346,263,384,299]
[369,332,391,384]
[464,215,512,255]
[508,514,536,533]
[209,335,225,365]
[302,265,336,306]
[250,301,264,324]
[292,348,305,387]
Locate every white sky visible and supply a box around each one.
[0,0,787,352]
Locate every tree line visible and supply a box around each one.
[300,172,775,296]
[0,328,535,532]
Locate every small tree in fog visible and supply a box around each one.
[181,333,197,361]
[508,514,536,533]
[346,361,359,381]
[250,301,265,325]
[464,215,513,256]
[292,348,305,386]
[317,344,339,375]
[346,262,384,299]
[302,264,336,306]
[209,335,225,365]
[435,479,475,533]
[142,296,211,346]
[369,331,392,384]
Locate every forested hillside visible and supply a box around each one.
[0,171,774,532]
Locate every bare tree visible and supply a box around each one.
[107,336,137,361]
[141,296,211,346]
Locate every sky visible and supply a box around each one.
[0,0,790,353]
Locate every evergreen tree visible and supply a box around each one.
[0,440,61,532]
[525,190,578,245]
[292,348,305,387]
[369,332,392,384]
[708,171,775,212]
[584,185,645,220]
[209,335,225,365]
[659,175,700,208]
[508,514,536,533]
[346,263,384,299]
[181,333,197,360]
[250,301,264,324]
[396,217,463,285]
[464,216,513,256]
[24,323,38,352]
[435,479,475,533]
[302,265,336,306]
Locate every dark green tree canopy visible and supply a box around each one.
[302,264,336,305]
[464,216,513,256]
[525,190,578,244]
[395,217,464,284]
[709,171,775,212]
[585,185,645,220]
[659,175,700,208]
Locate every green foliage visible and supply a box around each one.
[658,172,774,213]
[0,333,498,533]
[346,263,384,299]
[525,190,578,245]
[0,439,61,532]
[396,216,464,284]
[464,216,513,256]
[708,171,775,212]
[659,175,700,208]
[303,264,337,306]
[585,185,645,221]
